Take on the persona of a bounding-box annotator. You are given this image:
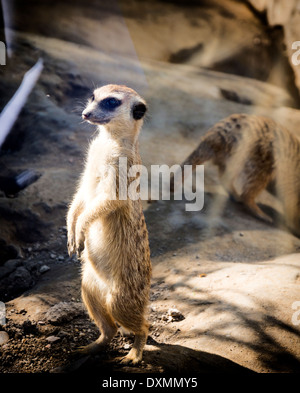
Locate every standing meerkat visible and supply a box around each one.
[171,113,300,236]
[67,84,151,364]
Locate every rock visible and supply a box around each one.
[3,259,22,273]
[162,308,185,323]
[167,308,185,322]
[22,320,39,336]
[0,258,46,300]
[46,335,60,343]
[0,241,20,265]
[0,266,11,280]
[39,265,50,274]
[0,331,9,345]
[247,0,300,96]
[0,259,21,280]
[8,266,34,294]
[25,260,42,272]
[57,330,69,338]
[45,302,85,325]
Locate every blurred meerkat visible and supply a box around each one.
[171,113,300,236]
[67,84,151,364]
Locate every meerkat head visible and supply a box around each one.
[82,84,147,136]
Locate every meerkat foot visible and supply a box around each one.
[116,348,143,365]
[73,336,110,357]
[116,329,148,365]
[244,200,273,224]
[229,187,242,203]
[67,232,84,257]
[254,209,273,224]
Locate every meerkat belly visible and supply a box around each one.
[84,216,138,281]
[85,219,108,268]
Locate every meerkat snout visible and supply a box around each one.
[81,85,147,126]
[82,111,90,119]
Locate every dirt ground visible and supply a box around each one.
[0,0,300,375]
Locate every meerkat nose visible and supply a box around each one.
[82,111,91,119]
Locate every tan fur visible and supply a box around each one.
[171,113,300,236]
[67,85,151,364]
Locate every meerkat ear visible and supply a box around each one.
[132,102,147,120]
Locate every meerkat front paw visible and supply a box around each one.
[75,232,85,257]
[75,218,86,256]
[67,231,76,256]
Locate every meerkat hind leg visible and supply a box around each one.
[75,284,118,356]
[228,183,242,203]
[117,321,149,365]
[233,166,273,224]
[240,189,273,224]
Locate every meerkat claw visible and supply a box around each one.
[115,355,140,366]
[67,230,77,256]
[67,241,75,257]
[76,241,84,257]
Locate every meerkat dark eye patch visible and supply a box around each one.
[132,102,147,120]
[90,94,95,102]
[100,97,122,111]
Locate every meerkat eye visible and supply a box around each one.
[100,97,121,111]
[90,94,95,102]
